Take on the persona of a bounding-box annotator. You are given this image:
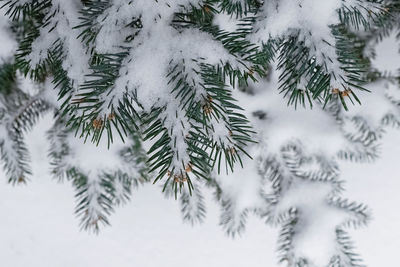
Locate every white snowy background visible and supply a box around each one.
[1,8,400,267]
[1,117,399,267]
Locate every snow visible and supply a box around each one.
[93,0,247,122]
[86,1,251,178]
[27,0,89,86]
[371,31,400,77]
[0,114,280,267]
[0,10,16,63]
[345,80,400,130]
[251,0,343,77]
[216,154,265,213]
[1,115,400,266]
[65,130,131,174]
[345,30,400,130]
[343,130,400,267]
[253,0,341,39]
[277,180,342,266]
[234,71,348,157]
[163,96,191,168]
[110,26,244,111]
[251,0,383,89]
[213,12,240,32]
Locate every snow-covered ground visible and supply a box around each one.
[1,113,399,267]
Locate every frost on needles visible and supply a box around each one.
[0,0,400,266]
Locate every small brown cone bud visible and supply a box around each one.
[107,112,115,121]
[174,174,188,183]
[341,90,350,97]
[203,5,211,13]
[92,118,103,129]
[185,163,192,173]
[203,104,213,115]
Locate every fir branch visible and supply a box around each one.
[0,85,49,184]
